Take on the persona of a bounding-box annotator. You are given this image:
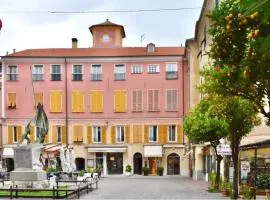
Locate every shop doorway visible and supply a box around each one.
[167,153,180,175]
[133,153,142,174]
[107,153,123,174]
[75,157,85,171]
[6,158,14,172]
[149,158,157,175]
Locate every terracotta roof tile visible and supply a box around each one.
[4,47,185,58]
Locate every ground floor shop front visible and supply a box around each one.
[73,144,190,176]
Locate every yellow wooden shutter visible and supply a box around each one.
[114,91,120,112]
[72,91,84,112]
[125,125,130,144]
[177,125,182,143]
[62,126,67,144]
[8,126,13,144]
[120,91,126,112]
[102,126,106,144]
[78,126,83,141]
[8,93,16,108]
[91,91,103,113]
[52,126,57,143]
[87,126,92,144]
[73,125,83,142]
[17,126,22,142]
[158,125,163,144]
[35,93,43,106]
[144,125,149,143]
[111,126,116,144]
[44,134,49,143]
[114,91,126,113]
[133,125,142,143]
[30,126,35,143]
[50,91,62,112]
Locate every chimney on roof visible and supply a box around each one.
[72,38,78,48]
[13,49,16,53]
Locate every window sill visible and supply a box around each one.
[50,111,63,113]
[132,110,143,113]
[72,80,83,81]
[147,72,159,74]
[91,79,102,81]
[51,79,62,81]
[33,80,44,81]
[114,111,126,113]
[148,110,160,112]
[165,78,178,80]
[116,141,125,144]
[91,111,103,113]
[114,79,126,81]
[166,110,178,112]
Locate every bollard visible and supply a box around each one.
[78,185,80,199]
[15,185,18,198]
[52,186,55,199]
[10,185,13,199]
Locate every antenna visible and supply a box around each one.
[140,34,145,47]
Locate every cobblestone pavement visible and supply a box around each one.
[82,175,226,199]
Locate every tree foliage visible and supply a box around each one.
[203,0,270,125]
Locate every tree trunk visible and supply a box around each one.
[232,143,240,199]
[215,154,223,190]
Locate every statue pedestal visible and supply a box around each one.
[10,144,48,188]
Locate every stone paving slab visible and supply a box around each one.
[82,175,227,199]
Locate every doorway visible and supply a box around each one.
[133,153,142,174]
[167,153,180,175]
[6,158,14,172]
[107,153,123,174]
[149,158,157,175]
[75,157,85,171]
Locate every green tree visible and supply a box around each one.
[205,0,270,125]
[184,98,229,190]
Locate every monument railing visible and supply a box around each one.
[0,178,99,199]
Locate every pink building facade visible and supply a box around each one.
[1,20,190,176]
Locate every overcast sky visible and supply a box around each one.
[0,0,203,56]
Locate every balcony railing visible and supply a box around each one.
[32,74,44,81]
[166,71,178,80]
[73,74,83,81]
[91,73,102,81]
[6,74,18,81]
[51,74,61,81]
[114,73,125,81]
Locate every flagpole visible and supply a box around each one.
[30,65,37,109]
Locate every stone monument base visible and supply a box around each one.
[10,144,48,188]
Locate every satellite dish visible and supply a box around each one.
[0,19,2,31]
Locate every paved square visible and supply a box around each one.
[83,176,225,199]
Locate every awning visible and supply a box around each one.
[2,148,14,158]
[88,147,127,153]
[144,146,162,157]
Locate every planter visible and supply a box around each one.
[77,176,85,181]
[221,189,230,197]
[126,172,131,176]
[158,171,163,176]
[84,173,92,178]
[143,171,149,176]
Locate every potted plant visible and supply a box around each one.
[221,181,230,197]
[94,168,102,178]
[125,164,132,176]
[77,170,85,181]
[85,167,94,178]
[143,167,149,176]
[157,166,164,176]
[241,184,254,199]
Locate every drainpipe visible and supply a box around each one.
[64,58,68,148]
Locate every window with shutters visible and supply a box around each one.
[114,90,126,113]
[90,91,103,113]
[73,125,83,142]
[93,126,101,143]
[35,93,43,107]
[72,91,84,112]
[132,90,143,112]
[148,90,159,111]
[8,93,16,109]
[166,89,178,111]
[7,65,18,81]
[114,64,125,80]
[168,125,177,142]
[116,126,125,143]
[32,65,44,81]
[50,91,62,112]
[13,126,18,143]
[131,65,143,74]
[51,65,61,81]
[166,63,178,80]
[91,64,102,81]
[57,126,62,142]
[72,65,83,81]
[149,125,158,142]
[147,65,160,74]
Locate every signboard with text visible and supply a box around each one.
[217,144,232,155]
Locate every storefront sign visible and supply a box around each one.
[144,146,162,157]
[217,144,232,155]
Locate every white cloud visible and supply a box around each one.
[0,0,203,55]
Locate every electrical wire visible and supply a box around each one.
[0,7,201,14]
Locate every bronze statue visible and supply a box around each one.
[20,103,49,144]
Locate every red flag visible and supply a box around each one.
[0,19,2,31]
